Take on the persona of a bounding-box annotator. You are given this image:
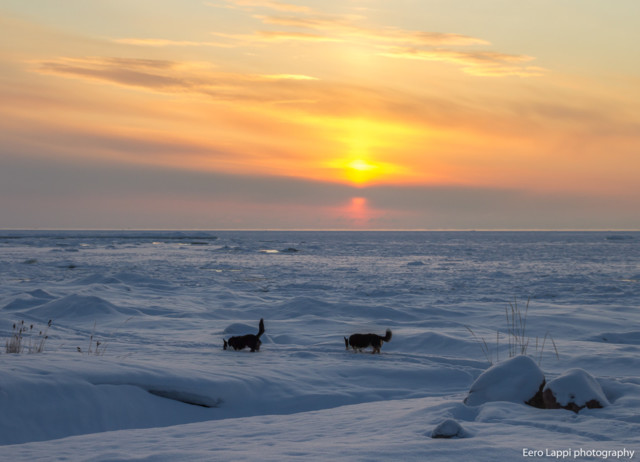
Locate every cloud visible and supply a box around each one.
[111,38,234,48]
[209,0,313,13]
[257,15,489,46]
[204,8,540,77]
[248,13,543,77]
[255,30,341,42]
[36,57,191,90]
[261,73,318,80]
[30,54,470,121]
[32,56,321,102]
[112,4,539,78]
[2,154,637,230]
[380,48,546,77]
[0,154,338,203]
[254,14,357,30]
[207,30,340,45]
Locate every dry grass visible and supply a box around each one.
[5,320,52,354]
[77,322,107,355]
[506,297,530,357]
[77,317,132,356]
[466,298,559,366]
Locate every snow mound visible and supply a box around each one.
[543,368,610,412]
[0,372,214,445]
[2,295,50,312]
[2,290,57,312]
[27,289,56,300]
[25,294,135,320]
[431,419,468,439]
[407,260,425,266]
[464,355,545,407]
[588,331,640,345]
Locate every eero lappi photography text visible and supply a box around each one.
[523,448,635,459]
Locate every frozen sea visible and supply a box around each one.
[1,230,639,461]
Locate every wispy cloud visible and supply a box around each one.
[256,30,341,42]
[380,48,546,77]
[256,15,489,47]
[33,56,321,102]
[106,3,542,78]
[209,30,340,44]
[111,37,234,48]
[207,0,313,13]
[202,4,542,77]
[36,57,191,90]
[262,74,319,80]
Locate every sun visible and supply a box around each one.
[323,157,402,186]
[347,159,377,172]
[315,116,418,186]
[345,159,380,184]
[338,157,407,186]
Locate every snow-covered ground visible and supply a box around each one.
[1,231,639,461]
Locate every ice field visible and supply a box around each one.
[1,231,639,461]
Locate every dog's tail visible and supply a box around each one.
[257,318,265,338]
[344,337,349,350]
[382,329,392,342]
[223,339,228,350]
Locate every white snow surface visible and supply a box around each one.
[464,355,544,406]
[1,230,639,461]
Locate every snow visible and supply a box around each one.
[464,355,545,406]
[1,230,639,461]
[431,418,469,438]
[543,368,611,408]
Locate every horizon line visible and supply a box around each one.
[1,228,639,233]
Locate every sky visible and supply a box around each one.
[1,0,639,230]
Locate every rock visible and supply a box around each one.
[431,419,466,439]
[464,355,546,407]
[542,368,610,413]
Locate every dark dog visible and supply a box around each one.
[223,318,265,352]
[345,329,392,354]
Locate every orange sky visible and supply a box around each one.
[1,1,639,229]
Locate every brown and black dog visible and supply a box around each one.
[224,318,265,352]
[345,329,392,354]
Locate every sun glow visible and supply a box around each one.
[345,158,380,184]
[348,159,376,171]
[321,116,421,185]
[323,156,408,186]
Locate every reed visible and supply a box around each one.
[466,298,559,365]
[5,320,52,354]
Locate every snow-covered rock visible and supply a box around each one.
[431,419,467,439]
[542,368,610,413]
[464,355,545,407]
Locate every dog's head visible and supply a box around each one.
[223,339,228,350]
